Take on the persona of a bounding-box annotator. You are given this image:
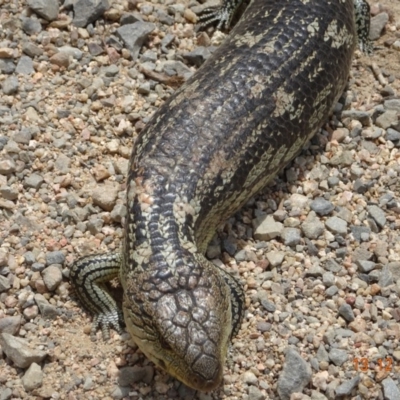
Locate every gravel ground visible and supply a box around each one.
[0,0,400,399]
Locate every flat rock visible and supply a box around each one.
[0,316,21,335]
[367,205,386,229]
[16,56,34,75]
[302,211,324,239]
[325,216,347,235]
[253,215,283,241]
[369,12,389,41]
[335,375,360,396]
[92,183,120,211]
[22,362,43,391]
[382,377,400,400]
[328,348,348,366]
[27,0,59,21]
[266,251,284,267]
[0,333,47,368]
[116,22,155,61]
[41,265,62,291]
[310,198,334,216]
[73,0,110,27]
[2,76,19,95]
[277,348,312,400]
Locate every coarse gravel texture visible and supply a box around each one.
[0,0,400,399]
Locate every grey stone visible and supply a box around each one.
[88,41,104,56]
[325,258,341,273]
[382,377,400,400]
[83,376,93,390]
[73,0,110,27]
[118,365,154,386]
[328,150,353,166]
[0,333,47,368]
[137,81,150,95]
[302,211,324,239]
[325,216,347,235]
[13,128,32,144]
[28,0,59,21]
[338,303,355,322]
[310,197,334,216]
[281,227,301,246]
[161,33,175,52]
[305,266,324,278]
[222,238,236,256]
[58,46,83,60]
[45,251,65,265]
[22,42,44,57]
[92,183,120,211]
[369,12,389,41]
[24,251,36,265]
[277,348,312,400]
[381,85,395,97]
[311,390,328,400]
[110,386,130,399]
[384,99,400,112]
[0,388,12,400]
[266,251,284,267]
[24,173,44,189]
[248,386,265,400]
[34,294,58,319]
[22,362,43,391]
[325,285,338,297]
[335,375,360,396]
[261,299,276,313]
[316,345,329,362]
[21,17,42,35]
[356,260,376,273]
[322,271,335,287]
[341,110,370,125]
[2,76,19,95]
[50,52,70,68]
[103,64,119,77]
[0,159,16,175]
[0,59,15,74]
[387,262,400,283]
[120,12,143,25]
[111,203,127,223]
[329,348,348,366]
[386,128,400,142]
[32,262,45,272]
[379,265,393,287]
[327,176,339,187]
[16,56,34,75]
[368,205,386,229]
[253,215,283,241]
[54,154,70,173]
[42,265,62,291]
[256,321,271,332]
[0,316,21,335]
[353,178,369,194]
[0,275,11,292]
[140,50,157,63]
[183,47,212,67]
[376,110,398,129]
[116,22,155,61]
[242,371,258,385]
[351,225,371,242]
[162,60,192,80]
[156,9,174,26]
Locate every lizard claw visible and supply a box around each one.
[91,309,125,340]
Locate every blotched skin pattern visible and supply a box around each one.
[120,0,357,391]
